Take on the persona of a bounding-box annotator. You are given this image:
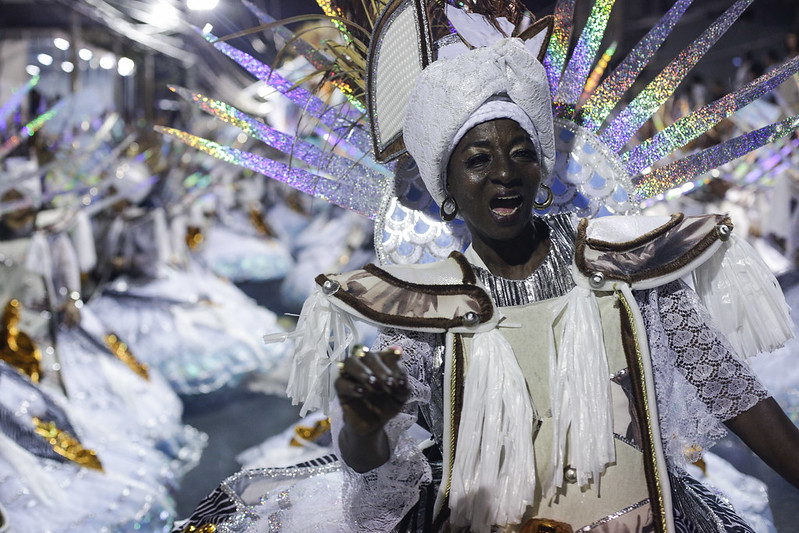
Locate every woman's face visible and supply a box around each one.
[446,118,541,244]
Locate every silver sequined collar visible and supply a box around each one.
[466,212,577,307]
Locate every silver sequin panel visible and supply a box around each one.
[471,212,577,307]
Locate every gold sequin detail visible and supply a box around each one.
[290,417,331,447]
[445,335,460,502]
[32,417,104,471]
[104,334,150,381]
[0,299,42,382]
[186,225,205,250]
[614,287,667,533]
[249,206,276,237]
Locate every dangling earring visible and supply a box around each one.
[533,184,553,210]
[440,196,458,222]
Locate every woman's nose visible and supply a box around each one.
[491,153,515,184]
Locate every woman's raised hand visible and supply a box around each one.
[335,345,410,472]
[336,345,410,435]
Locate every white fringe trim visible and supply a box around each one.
[547,286,615,497]
[449,328,536,531]
[693,233,794,359]
[264,287,356,416]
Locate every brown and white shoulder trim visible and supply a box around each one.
[574,213,733,290]
[315,251,496,333]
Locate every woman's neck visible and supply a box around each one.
[471,222,550,280]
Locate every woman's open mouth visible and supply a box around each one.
[490,195,523,217]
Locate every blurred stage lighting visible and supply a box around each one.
[99,54,116,70]
[118,57,135,76]
[54,38,70,50]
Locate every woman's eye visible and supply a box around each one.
[466,154,490,167]
[513,149,537,161]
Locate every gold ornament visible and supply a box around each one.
[248,206,276,237]
[104,334,150,381]
[32,417,104,471]
[290,417,331,447]
[0,299,42,382]
[185,225,205,250]
[519,518,573,533]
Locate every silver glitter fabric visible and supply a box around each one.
[575,498,651,532]
[471,213,577,307]
[215,463,346,533]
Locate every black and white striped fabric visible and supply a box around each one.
[171,486,238,533]
[671,471,756,533]
[0,362,79,465]
[291,453,338,469]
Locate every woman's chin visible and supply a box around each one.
[474,210,533,243]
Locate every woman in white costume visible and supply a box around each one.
[0,360,177,532]
[85,158,291,395]
[326,36,799,533]
[0,162,184,532]
[189,172,295,284]
[175,29,799,533]
[171,1,799,531]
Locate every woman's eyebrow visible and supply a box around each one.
[459,139,491,151]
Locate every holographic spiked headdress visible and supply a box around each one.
[159,0,799,266]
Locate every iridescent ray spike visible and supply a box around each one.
[600,0,754,153]
[543,0,576,97]
[156,126,384,218]
[624,55,799,175]
[633,114,799,200]
[202,31,315,106]
[316,0,351,43]
[0,102,63,160]
[201,30,372,153]
[554,0,615,108]
[0,76,39,123]
[725,138,793,186]
[581,0,694,130]
[169,86,390,189]
[578,41,617,108]
[727,136,799,186]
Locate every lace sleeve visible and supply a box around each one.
[635,280,770,466]
[331,327,435,532]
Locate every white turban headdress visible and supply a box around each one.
[403,38,554,207]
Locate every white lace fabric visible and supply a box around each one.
[635,280,769,466]
[332,328,435,532]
